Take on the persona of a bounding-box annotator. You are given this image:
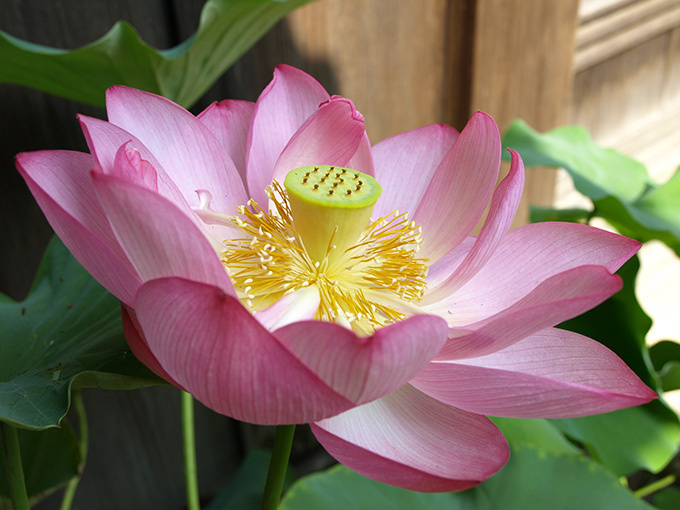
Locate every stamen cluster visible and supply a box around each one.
[221,181,428,333]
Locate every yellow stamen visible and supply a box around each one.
[220,177,428,334]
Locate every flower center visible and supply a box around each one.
[220,166,428,334]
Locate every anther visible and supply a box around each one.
[328,190,334,195]
[313,184,319,190]
[347,189,352,195]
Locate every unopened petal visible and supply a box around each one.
[312,384,509,492]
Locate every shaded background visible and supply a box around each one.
[1,0,679,507]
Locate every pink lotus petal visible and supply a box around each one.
[412,328,657,418]
[106,86,247,213]
[414,112,501,262]
[312,384,509,492]
[197,100,255,186]
[246,65,330,204]
[372,124,458,218]
[270,96,366,192]
[113,143,158,191]
[275,315,448,405]
[17,150,118,253]
[425,149,525,301]
[345,131,375,176]
[121,304,182,387]
[426,222,641,318]
[254,286,321,330]
[78,114,200,219]
[425,236,475,290]
[92,172,235,299]
[135,277,354,424]
[434,265,623,359]
[16,150,141,305]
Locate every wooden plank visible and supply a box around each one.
[285,0,453,143]
[575,1,680,72]
[468,0,580,224]
[576,0,678,48]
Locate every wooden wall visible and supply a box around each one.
[4,0,677,507]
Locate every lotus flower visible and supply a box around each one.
[16,65,655,492]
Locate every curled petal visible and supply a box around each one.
[246,65,330,204]
[105,86,247,213]
[16,150,141,305]
[372,124,458,218]
[113,143,158,191]
[269,97,367,196]
[275,315,448,405]
[412,328,657,418]
[425,149,525,302]
[312,384,509,492]
[135,277,354,424]
[414,112,501,262]
[434,265,623,359]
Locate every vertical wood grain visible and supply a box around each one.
[469,0,580,224]
[285,0,453,143]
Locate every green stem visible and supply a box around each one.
[633,473,677,499]
[182,391,200,510]
[0,421,30,510]
[260,425,296,510]
[60,390,89,510]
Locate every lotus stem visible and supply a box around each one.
[633,473,677,499]
[60,390,89,510]
[0,421,30,510]
[182,391,200,510]
[260,424,296,510]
